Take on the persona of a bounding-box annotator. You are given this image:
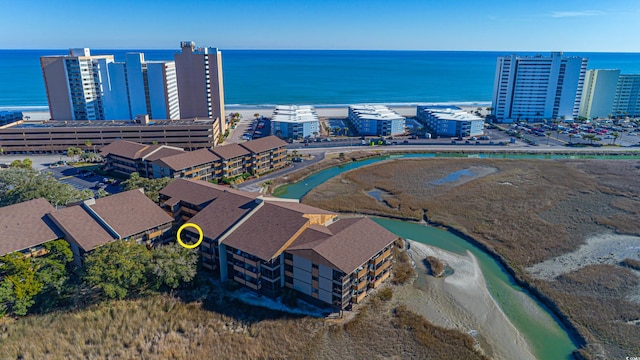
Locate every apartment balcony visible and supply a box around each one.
[146,229,163,239]
[371,249,391,265]
[372,271,390,288]
[352,280,367,291]
[352,291,367,304]
[370,261,391,277]
[356,267,367,279]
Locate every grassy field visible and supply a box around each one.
[0,286,485,359]
[303,158,640,358]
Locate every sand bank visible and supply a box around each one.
[395,240,536,360]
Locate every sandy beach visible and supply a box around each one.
[20,103,489,124]
[396,240,536,360]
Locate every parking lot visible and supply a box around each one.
[45,165,122,195]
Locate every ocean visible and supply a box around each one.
[2,49,640,110]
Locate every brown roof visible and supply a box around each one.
[186,192,259,241]
[100,140,151,160]
[159,179,258,208]
[211,143,250,160]
[89,189,173,238]
[222,203,309,261]
[143,146,185,161]
[287,217,397,274]
[0,198,62,256]
[240,136,287,154]
[153,148,220,171]
[263,198,336,215]
[48,206,114,252]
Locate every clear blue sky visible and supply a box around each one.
[2,0,639,51]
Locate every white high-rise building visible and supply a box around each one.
[41,48,114,120]
[613,74,640,117]
[491,52,587,122]
[579,69,620,119]
[41,49,180,120]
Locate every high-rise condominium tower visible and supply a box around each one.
[174,41,226,132]
[41,48,113,120]
[491,52,587,122]
[578,69,620,119]
[612,74,640,117]
[41,49,180,120]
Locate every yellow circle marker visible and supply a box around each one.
[176,223,203,249]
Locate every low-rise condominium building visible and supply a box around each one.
[0,190,172,266]
[159,179,398,309]
[0,198,63,257]
[48,189,173,266]
[347,105,405,136]
[417,106,484,138]
[102,136,287,181]
[271,105,320,140]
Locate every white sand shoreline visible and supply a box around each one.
[398,240,536,360]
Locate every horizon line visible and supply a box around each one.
[1,48,639,54]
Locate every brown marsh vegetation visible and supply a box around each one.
[0,286,485,359]
[303,158,640,358]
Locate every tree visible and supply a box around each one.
[343,127,349,136]
[568,133,575,144]
[148,244,198,290]
[122,172,174,203]
[0,253,43,315]
[96,188,109,198]
[253,113,260,120]
[611,131,620,145]
[582,134,600,145]
[84,140,95,153]
[9,158,32,169]
[545,131,552,145]
[83,240,153,299]
[0,167,93,207]
[66,147,82,160]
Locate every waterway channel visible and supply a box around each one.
[271,152,640,359]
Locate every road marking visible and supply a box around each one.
[59,175,73,180]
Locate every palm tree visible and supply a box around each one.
[545,131,552,145]
[312,131,318,138]
[583,134,598,145]
[568,133,574,144]
[611,131,619,145]
[343,127,349,136]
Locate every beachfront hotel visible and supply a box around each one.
[174,41,226,134]
[347,105,405,136]
[417,106,484,138]
[270,105,320,140]
[0,116,218,154]
[579,70,621,119]
[491,52,587,122]
[613,74,640,117]
[40,49,180,121]
[159,179,397,309]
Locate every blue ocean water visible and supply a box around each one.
[1,49,640,109]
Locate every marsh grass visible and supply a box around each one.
[303,158,640,357]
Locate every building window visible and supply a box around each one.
[284,252,293,261]
[312,276,318,282]
[285,275,293,284]
[312,263,318,269]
